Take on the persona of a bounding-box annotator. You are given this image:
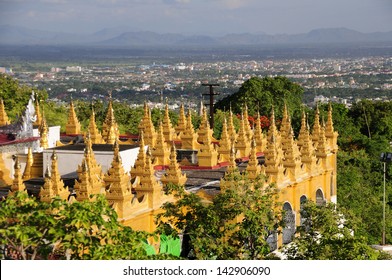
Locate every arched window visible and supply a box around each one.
[282,202,295,244]
[300,195,307,226]
[316,189,325,206]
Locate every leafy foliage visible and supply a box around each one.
[283,201,379,260]
[215,76,303,119]
[156,173,282,260]
[0,193,151,260]
[0,73,47,120]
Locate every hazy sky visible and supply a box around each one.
[1,0,391,35]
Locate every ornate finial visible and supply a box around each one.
[51,150,57,161]
[45,164,51,178]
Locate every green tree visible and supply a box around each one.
[156,173,282,260]
[0,192,150,260]
[0,74,47,121]
[215,76,303,119]
[282,201,379,260]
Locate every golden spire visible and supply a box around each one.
[243,104,253,141]
[198,119,219,167]
[297,109,308,149]
[280,103,291,149]
[263,108,285,184]
[253,111,266,153]
[74,134,105,201]
[130,132,147,180]
[141,106,157,147]
[22,147,34,180]
[311,104,321,148]
[283,126,304,180]
[138,101,149,132]
[102,93,119,145]
[315,120,329,168]
[0,98,9,126]
[220,144,240,191]
[88,107,104,144]
[65,99,81,135]
[299,118,319,174]
[227,108,237,144]
[134,147,163,209]
[10,156,26,194]
[325,103,339,152]
[175,103,187,137]
[235,113,250,158]
[197,105,216,144]
[162,102,175,142]
[151,122,170,166]
[246,138,261,180]
[180,109,200,150]
[217,117,232,163]
[39,110,49,149]
[104,140,132,201]
[40,151,69,202]
[161,142,187,187]
[33,95,42,127]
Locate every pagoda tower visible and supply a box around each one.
[162,103,175,142]
[298,114,319,175]
[33,95,42,127]
[0,99,9,126]
[246,139,261,180]
[235,113,251,158]
[138,101,149,133]
[134,149,164,209]
[227,108,237,144]
[262,109,285,185]
[88,107,104,144]
[39,112,49,149]
[253,111,266,153]
[296,110,308,149]
[141,106,157,147]
[311,104,321,149]
[197,106,216,144]
[39,151,69,203]
[22,147,34,180]
[130,133,147,180]
[198,122,219,167]
[65,99,81,135]
[161,142,187,187]
[77,134,104,182]
[315,121,330,169]
[9,157,26,195]
[243,104,253,141]
[220,145,240,191]
[217,117,232,163]
[101,94,119,145]
[180,109,200,150]
[279,103,291,151]
[151,122,170,166]
[104,140,133,218]
[174,103,187,137]
[283,126,304,181]
[325,103,339,152]
[74,135,105,201]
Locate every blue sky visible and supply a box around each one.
[0,0,391,35]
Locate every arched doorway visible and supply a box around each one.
[316,189,325,206]
[282,202,295,244]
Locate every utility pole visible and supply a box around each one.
[202,83,220,129]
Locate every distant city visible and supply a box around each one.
[0,28,391,111]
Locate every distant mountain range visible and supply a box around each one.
[1,25,392,46]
